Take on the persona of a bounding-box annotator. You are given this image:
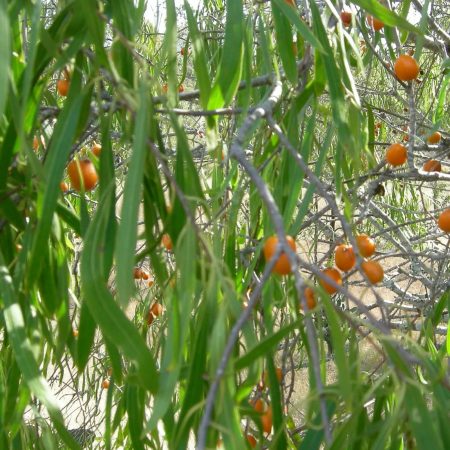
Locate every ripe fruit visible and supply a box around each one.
[367,15,384,31]
[57,79,69,96]
[261,406,273,434]
[133,267,143,279]
[180,47,186,56]
[141,271,149,280]
[422,159,441,172]
[148,279,154,288]
[72,329,79,337]
[151,303,163,317]
[299,286,316,310]
[178,84,185,93]
[335,244,356,272]
[162,233,173,251]
[253,398,264,413]
[263,367,283,386]
[162,83,168,93]
[386,143,407,166]
[92,142,102,156]
[246,435,257,448]
[59,181,69,192]
[361,260,384,284]
[263,235,297,275]
[438,209,450,232]
[33,135,39,151]
[394,55,420,81]
[67,159,98,191]
[102,379,110,389]
[340,11,352,27]
[319,268,342,294]
[356,234,376,258]
[146,310,154,326]
[427,131,441,145]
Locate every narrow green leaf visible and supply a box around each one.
[208,0,244,109]
[404,384,444,450]
[81,186,158,393]
[236,320,300,370]
[0,0,9,119]
[115,83,149,308]
[185,1,211,108]
[272,0,324,52]
[0,252,80,449]
[350,0,422,34]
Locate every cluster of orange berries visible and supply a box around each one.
[339,10,384,31]
[319,235,382,294]
[133,267,154,288]
[263,233,383,297]
[146,302,163,326]
[244,367,283,446]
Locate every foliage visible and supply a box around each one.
[0,0,449,449]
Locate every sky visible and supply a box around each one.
[145,0,202,30]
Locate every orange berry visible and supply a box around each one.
[178,84,184,93]
[263,368,283,386]
[92,142,102,156]
[162,83,168,93]
[361,260,384,284]
[150,303,163,317]
[162,233,173,251]
[133,267,143,279]
[427,132,441,145]
[253,398,265,413]
[319,268,342,295]
[356,234,376,258]
[246,434,257,448]
[72,329,79,337]
[340,11,352,27]
[386,143,407,166]
[146,310,154,326]
[422,159,441,172]
[148,279,154,288]
[33,135,39,151]
[141,271,149,280]
[263,235,297,275]
[300,287,316,310]
[394,55,420,81]
[59,181,69,192]
[102,379,110,389]
[367,15,384,31]
[261,406,273,434]
[67,159,98,191]
[57,79,70,96]
[335,244,356,272]
[437,208,450,232]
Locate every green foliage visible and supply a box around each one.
[0,0,448,448]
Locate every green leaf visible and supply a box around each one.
[271,0,297,84]
[208,0,244,109]
[115,83,150,308]
[0,0,10,119]
[404,384,444,450]
[0,252,80,449]
[350,0,422,34]
[81,185,158,393]
[272,0,324,52]
[185,2,211,109]
[28,71,85,285]
[236,320,300,370]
